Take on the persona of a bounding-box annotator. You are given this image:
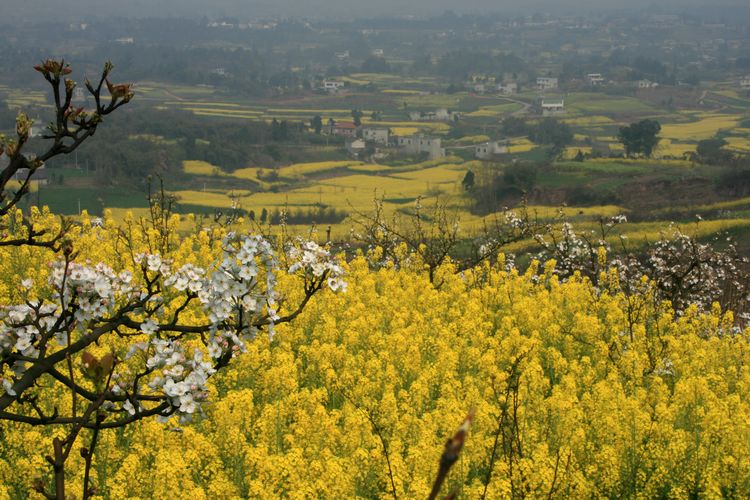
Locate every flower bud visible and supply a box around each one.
[15,113,32,140]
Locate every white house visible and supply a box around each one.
[537,77,559,90]
[396,135,444,160]
[346,138,366,156]
[362,128,390,145]
[407,108,460,122]
[72,87,86,103]
[741,76,750,89]
[335,50,350,60]
[587,73,605,86]
[541,99,565,115]
[433,108,453,121]
[371,48,384,57]
[322,80,345,92]
[28,123,43,138]
[637,79,659,89]
[497,82,518,95]
[472,83,486,94]
[474,141,508,159]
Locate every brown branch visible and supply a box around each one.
[0,402,173,429]
[47,367,162,403]
[81,413,105,499]
[0,298,147,412]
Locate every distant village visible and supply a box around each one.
[317,68,750,162]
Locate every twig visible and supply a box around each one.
[428,409,475,500]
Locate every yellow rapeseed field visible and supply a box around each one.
[562,146,593,159]
[363,120,452,133]
[390,126,420,135]
[654,139,696,158]
[661,115,742,141]
[562,115,616,125]
[183,160,227,176]
[1,210,750,497]
[508,138,536,153]
[457,135,491,143]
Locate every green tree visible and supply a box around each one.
[695,138,733,165]
[351,109,363,127]
[618,119,661,158]
[529,118,573,150]
[462,169,475,191]
[311,115,323,134]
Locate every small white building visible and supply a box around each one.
[474,141,508,159]
[346,138,366,156]
[322,80,345,92]
[637,79,659,89]
[362,128,390,145]
[335,50,350,60]
[72,87,87,103]
[537,77,559,90]
[497,82,518,95]
[541,99,565,115]
[741,76,750,89]
[371,48,384,57]
[407,108,460,122]
[28,124,43,138]
[587,73,605,85]
[472,83,486,94]
[433,108,453,121]
[396,135,445,160]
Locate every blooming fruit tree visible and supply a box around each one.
[0,61,345,499]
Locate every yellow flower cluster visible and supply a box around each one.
[1,209,750,498]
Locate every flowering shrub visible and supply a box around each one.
[534,211,750,324]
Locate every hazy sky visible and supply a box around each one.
[4,0,749,21]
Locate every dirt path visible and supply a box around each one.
[505,97,532,116]
[161,87,184,101]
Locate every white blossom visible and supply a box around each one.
[140,319,159,335]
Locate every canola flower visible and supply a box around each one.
[0,209,749,498]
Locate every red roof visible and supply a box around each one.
[335,122,357,129]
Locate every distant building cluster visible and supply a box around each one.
[586,73,605,86]
[321,80,346,93]
[474,141,508,160]
[395,135,444,160]
[407,108,460,122]
[536,77,559,90]
[637,79,659,89]
[497,82,518,95]
[323,122,446,161]
[540,99,565,116]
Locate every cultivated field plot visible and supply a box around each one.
[4,74,750,251]
[565,93,658,116]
